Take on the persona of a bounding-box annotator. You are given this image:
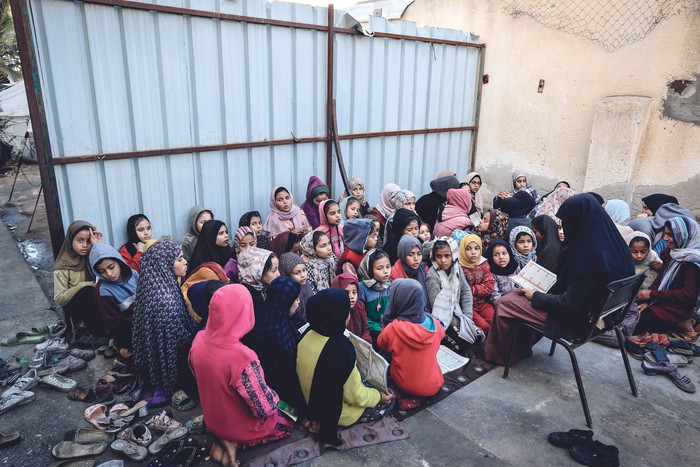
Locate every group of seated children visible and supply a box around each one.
[52,171,699,466]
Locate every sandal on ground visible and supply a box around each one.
[27,324,50,337]
[643,343,690,366]
[0,390,35,415]
[68,386,96,403]
[40,374,78,392]
[146,410,182,433]
[548,429,594,448]
[117,423,153,447]
[110,439,148,461]
[184,414,207,434]
[148,426,189,455]
[0,431,21,449]
[667,338,700,356]
[51,441,108,459]
[641,360,696,393]
[569,440,619,467]
[84,404,109,429]
[1,331,47,346]
[146,437,199,467]
[171,389,196,411]
[69,428,113,445]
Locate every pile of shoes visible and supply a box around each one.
[549,429,619,466]
[625,333,698,393]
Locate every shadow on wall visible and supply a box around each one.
[663,75,700,126]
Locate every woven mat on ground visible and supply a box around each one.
[238,415,409,467]
[391,346,496,421]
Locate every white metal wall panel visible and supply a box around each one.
[27,0,480,247]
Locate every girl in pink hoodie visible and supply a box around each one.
[189,285,293,466]
[315,199,345,258]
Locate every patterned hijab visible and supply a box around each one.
[478,209,509,248]
[463,172,484,213]
[509,226,537,269]
[279,252,312,321]
[358,249,390,291]
[659,217,700,291]
[342,177,366,205]
[301,231,337,293]
[536,187,576,222]
[375,183,401,219]
[233,226,256,255]
[54,220,96,280]
[132,240,197,394]
[392,189,415,210]
[237,247,274,293]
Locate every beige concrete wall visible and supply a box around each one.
[402,0,700,215]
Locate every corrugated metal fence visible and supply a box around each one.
[13,0,483,251]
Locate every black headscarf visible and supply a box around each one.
[188,220,233,273]
[586,192,605,205]
[531,215,561,273]
[385,208,420,263]
[305,289,354,446]
[500,191,536,218]
[187,280,227,327]
[238,211,261,228]
[553,194,634,294]
[382,279,427,326]
[642,194,679,215]
[483,239,519,276]
[123,214,150,256]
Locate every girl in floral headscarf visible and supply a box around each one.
[475,209,509,249]
[301,231,338,295]
[224,226,257,283]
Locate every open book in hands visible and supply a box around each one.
[509,261,557,293]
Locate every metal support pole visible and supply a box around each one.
[470,45,486,173]
[326,5,335,192]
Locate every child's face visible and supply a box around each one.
[402,197,416,211]
[514,176,527,190]
[515,234,533,255]
[238,233,255,252]
[492,245,510,268]
[196,212,212,234]
[629,241,649,264]
[325,203,341,226]
[531,226,544,245]
[262,257,280,286]
[315,235,333,259]
[403,220,419,237]
[215,225,230,247]
[135,220,152,243]
[351,186,364,198]
[72,230,92,256]
[433,246,454,271]
[558,222,565,242]
[477,211,490,232]
[290,263,307,284]
[345,201,360,219]
[95,258,122,282]
[249,216,263,235]
[641,202,653,217]
[365,229,379,250]
[372,257,391,283]
[555,182,568,190]
[345,283,358,308]
[418,225,430,243]
[468,176,482,194]
[464,242,481,264]
[663,227,676,249]
[313,193,329,206]
[174,251,188,277]
[275,191,293,213]
[404,246,422,270]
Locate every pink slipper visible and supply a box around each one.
[84,403,108,429]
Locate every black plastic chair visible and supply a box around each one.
[502,272,646,428]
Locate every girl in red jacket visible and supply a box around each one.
[378,279,444,398]
[459,234,495,332]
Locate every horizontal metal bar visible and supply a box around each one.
[79,0,484,49]
[52,126,475,165]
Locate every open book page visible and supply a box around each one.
[437,345,470,374]
[348,332,390,393]
[469,212,482,226]
[508,261,557,293]
[298,324,389,393]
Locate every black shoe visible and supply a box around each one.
[569,440,619,466]
[108,361,136,378]
[71,333,109,350]
[548,429,594,448]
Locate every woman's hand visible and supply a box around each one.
[636,290,651,301]
[379,391,393,405]
[134,242,145,253]
[497,191,511,200]
[637,303,649,312]
[649,260,663,270]
[518,288,535,301]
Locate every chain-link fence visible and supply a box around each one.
[502,0,700,51]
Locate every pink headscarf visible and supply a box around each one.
[464,172,484,213]
[375,183,401,219]
[315,199,345,258]
[432,189,474,237]
[262,187,308,238]
[537,187,576,222]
